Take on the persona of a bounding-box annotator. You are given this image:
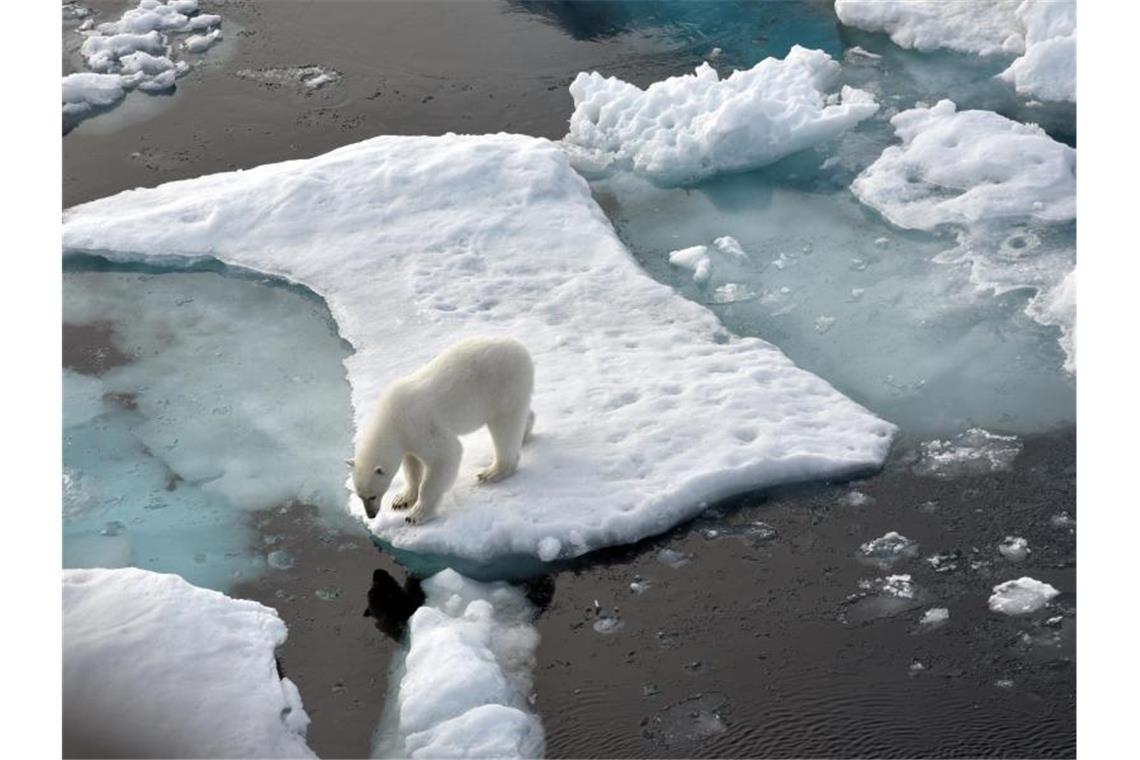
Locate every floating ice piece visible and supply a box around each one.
[63,568,316,758]
[235,66,343,91]
[593,610,624,634]
[852,100,1075,230]
[184,28,222,53]
[881,573,916,599]
[839,489,872,506]
[698,520,777,545]
[912,428,1022,479]
[563,46,878,185]
[657,548,692,569]
[63,134,895,565]
[379,569,543,759]
[988,576,1059,615]
[1025,269,1075,373]
[668,245,712,285]
[858,531,918,565]
[712,236,750,263]
[834,0,1025,56]
[629,576,652,594]
[998,536,1030,562]
[709,283,757,304]
[998,1,1076,102]
[844,573,920,624]
[919,607,949,626]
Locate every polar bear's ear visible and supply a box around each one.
[345,458,355,468]
[375,466,385,475]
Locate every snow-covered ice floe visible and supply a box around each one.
[988,576,1060,615]
[563,45,878,185]
[375,569,543,759]
[834,0,1075,103]
[852,99,1076,372]
[63,134,896,566]
[63,567,315,758]
[63,1,223,128]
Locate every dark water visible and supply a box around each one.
[63,2,1076,758]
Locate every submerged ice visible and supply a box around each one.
[62,268,354,591]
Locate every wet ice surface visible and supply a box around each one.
[62,262,354,591]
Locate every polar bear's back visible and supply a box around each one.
[406,336,534,434]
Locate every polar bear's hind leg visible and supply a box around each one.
[478,407,531,483]
[391,454,423,511]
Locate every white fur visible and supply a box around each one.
[351,337,535,523]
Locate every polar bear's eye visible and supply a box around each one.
[375,466,384,475]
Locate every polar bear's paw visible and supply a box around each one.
[477,463,516,484]
[391,492,415,511]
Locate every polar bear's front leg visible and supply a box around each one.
[405,436,462,525]
[391,455,423,511]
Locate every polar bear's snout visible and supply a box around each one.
[362,495,379,519]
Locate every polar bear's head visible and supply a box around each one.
[350,459,397,519]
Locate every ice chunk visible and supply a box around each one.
[378,569,543,759]
[919,607,949,626]
[998,1,1076,102]
[988,576,1059,615]
[63,568,316,758]
[834,0,1025,56]
[235,66,343,91]
[712,235,750,263]
[1025,268,1075,373]
[184,28,222,53]
[858,531,918,566]
[998,536,1030,562]
[63,134,895,566]
[563,46,877,185]
[668,245,712,285]
[657,548,692,569]
[852,100,1075,229]
[912,428,1022,478]
[62,72,129,119]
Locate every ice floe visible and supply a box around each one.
[63,1,223,128]
[998,1,1076,102]
[834,0,1024,56]
[858,531,919,566]
[376,569,543,759]
[852,99,1076,372]
[63,567,316,758]
[998,536,1030,562]
[63,133,896,566]
[563,46,878,185]
[988,576,1059,615]
[912,428,1022,479]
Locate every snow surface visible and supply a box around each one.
[63,567,316,758]
[563,46,878,185]
[377,569,543,759]
[852,100,1076,372]
[834,0,1024,56]
[63,133,896,565]
[988,576,1059,615]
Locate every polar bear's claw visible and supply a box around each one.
[391,494,414,510]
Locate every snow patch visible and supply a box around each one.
[63,568,316,758]
[63,134,896,565]
[563,46,878,185]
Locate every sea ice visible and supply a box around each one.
[998,1,1076,102]
[376,569,543,759]
[834,0,1024,56]
[858,531,918,566]
[235,66,343,91]
[912,428,1022,479]
[668,245,712,285]
[62,73,129,120]
[988,576,1059,615]
[63,568,316,758]
[63,133,895,566]
[563,46,878,185]
[998,536,1030,562]
[919,607,949,626]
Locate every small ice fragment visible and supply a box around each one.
[593,611,624,634]
[668,245,712,285]
[873,237,889,248]
[988,577,1059,615]
[998,536,1030,562]
[712,235,749,262]
[850,287,865,300]
[926,550,961,573]
[850,258,868,271]
[859,532,918,565]
[908,659,926,675]
[314,587,340,601]
[779,286,791,295]
[630,576,652,594]
[537,536,562,562]
[657,548,691,568]
[814,315,836,333]
[706,47,722,60]
[710,283,757,304]
[1050,512,1075,530]
[919,607,949,626]
[994,679,1015,689]
[913,428,1022,479]
[881,574,916,599]
[101,521,126,537]
[839,489,872,506]
[266,550,295,570]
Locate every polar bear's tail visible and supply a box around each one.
[523,410,536,444]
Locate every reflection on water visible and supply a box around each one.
[62,257,355,591]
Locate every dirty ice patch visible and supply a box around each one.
[63,568,316,758]
[988,576,1059,615]
[834,0,1025,56]
[63,133,896,565]
[851,100,1076,372]
[563,45,878,185]
[375,569,543,759]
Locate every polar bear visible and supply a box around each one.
[349,336,535,524]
